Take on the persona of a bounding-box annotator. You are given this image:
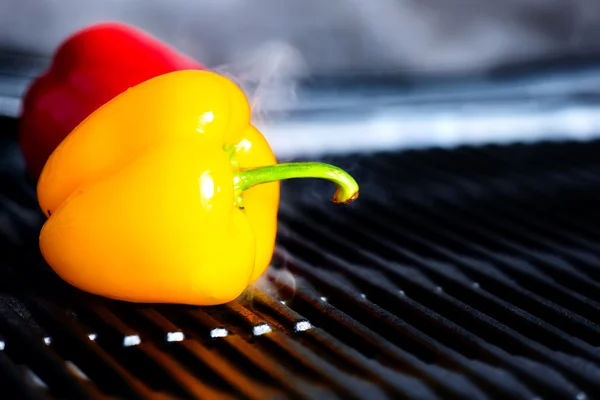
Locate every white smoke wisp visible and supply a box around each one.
[209,40,307,129]
[249,255,298,305]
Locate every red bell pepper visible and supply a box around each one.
[19,21,203,179]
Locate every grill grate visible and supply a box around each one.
[1,112,600,399]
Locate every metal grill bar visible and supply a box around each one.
[0,345,48,400]
[292,200,600,344]
[12,297,155,399]
[2,108,600,399]
[277,203,596,395]
[265,262,492,399]
[274,224,574,399]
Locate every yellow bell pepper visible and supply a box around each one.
[36,70,359,306]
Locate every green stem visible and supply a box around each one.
[235,162,359,204]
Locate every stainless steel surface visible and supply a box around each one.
[2,53,600,157]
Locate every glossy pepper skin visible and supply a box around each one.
[37,70,359,306]
[19,21,203,180]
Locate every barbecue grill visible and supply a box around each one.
[1,52,600,400]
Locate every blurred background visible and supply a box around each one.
[2,0,600,75]
[2,0,600,157]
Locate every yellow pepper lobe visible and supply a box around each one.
[40,139,257,305]
[37,70,273,305]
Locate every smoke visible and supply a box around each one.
[246,252,298,304]
[210,40,306,127]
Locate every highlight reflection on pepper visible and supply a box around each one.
[37,70,359,306]
[198,171,216,211]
